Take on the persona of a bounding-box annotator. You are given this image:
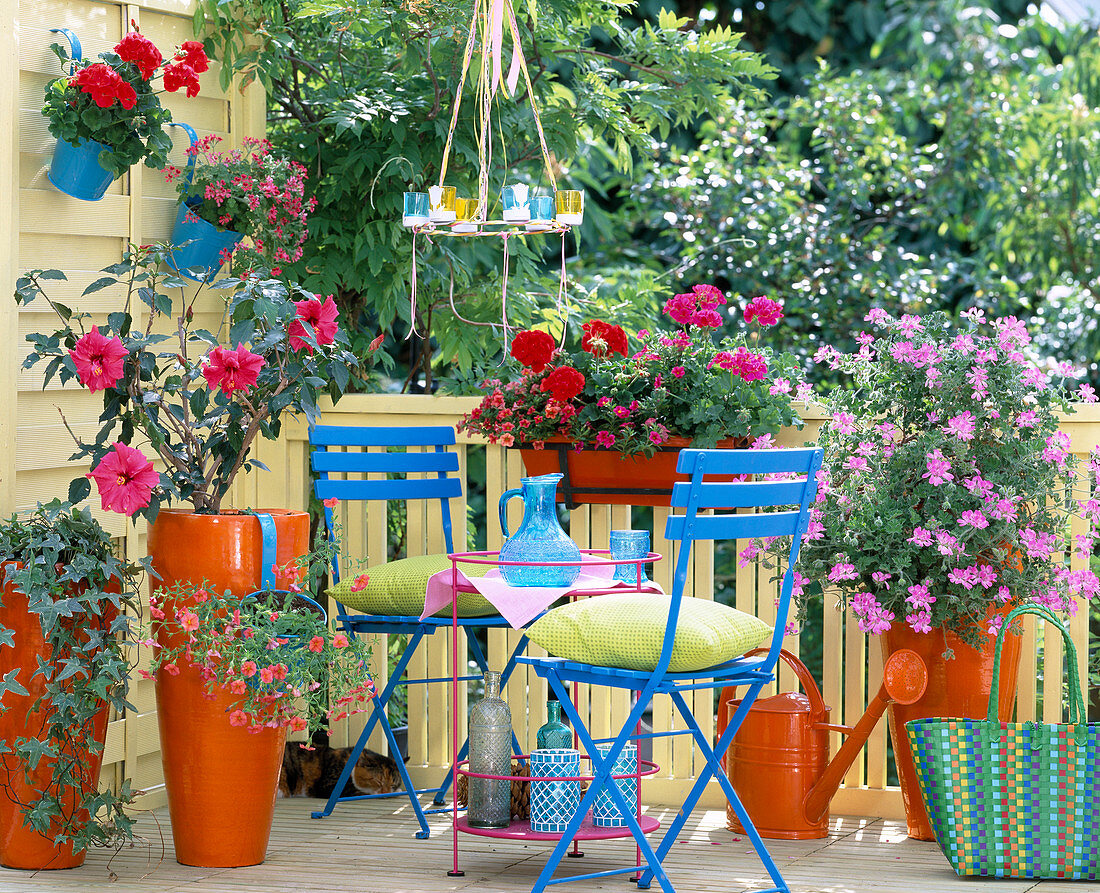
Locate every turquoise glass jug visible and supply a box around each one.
[498,474,581,587]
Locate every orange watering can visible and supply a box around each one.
[717,647,927,839]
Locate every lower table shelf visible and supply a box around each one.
[457,813,660,841]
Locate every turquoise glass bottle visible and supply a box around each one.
[536,700,572,750]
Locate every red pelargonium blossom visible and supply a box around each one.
[288,295,339,352]
[540,366,586,402]
[87,442,160,516]
[74,63,136,109]
[581,320,628,358]
[69,328,129,392]
[744,296,784,327]
[163,62,200,98]
[114,32,163,80]
[203,344,265,396]
[511,329,556,372]
[177,40,210,74]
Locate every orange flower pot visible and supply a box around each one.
[148,509,309,868]
[514,436,744,508]
[880,609,1022,841]
[0,562,115,870]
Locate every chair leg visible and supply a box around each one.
[311,630,433,839]
[529,674,675,893]
[637,685,789,893]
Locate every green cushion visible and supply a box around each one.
[525,593,772,673]
[327,554,497,617]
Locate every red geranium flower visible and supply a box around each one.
[511,329,556,372]
[69,328,128,392]
[581,320,628,358]
[74,63,128,109]
[540,366,586,402]
[86,442,160,516]
[114,32,163,80]
[203,344,265,396]
[163,62,201,98]
[744,296,784,327]
[288,295,339,352]
[177,40,210,74]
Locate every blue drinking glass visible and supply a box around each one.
[403,191,430,226]
[610,529,650,585]
[526,194,555,227]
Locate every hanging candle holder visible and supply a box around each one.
[404,0,583,337]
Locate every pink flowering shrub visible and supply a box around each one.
[16,248,368,519]
[460,286,805,456]
[167,135,317,277]
[787,309,1099,645]
[145,571,374,735]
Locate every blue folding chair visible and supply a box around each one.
[516,447,823,892]
[309,425,528,837]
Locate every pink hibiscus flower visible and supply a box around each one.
[86,442,160,515]
[288,295,339,352]
[69,329,129,392]
[203,344,265,396]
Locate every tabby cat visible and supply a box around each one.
[278,730,403,799]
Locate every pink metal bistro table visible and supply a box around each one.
[436,549,663,881]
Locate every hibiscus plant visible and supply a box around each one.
[43,25,208,177]
[772,309,1100,645]
[166,135,316,278]
[15,245,368,520]
[460,285,805,456]
[0,501,141,854]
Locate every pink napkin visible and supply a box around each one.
[422,556,662,628]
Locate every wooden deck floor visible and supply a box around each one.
[0,798,1086,893]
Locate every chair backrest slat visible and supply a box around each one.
[674,447,820,476]
[670,478,810,510]
[664,510,803,542]
[314,478,463,503]
[311,425,457,448]
[312,451,460,475]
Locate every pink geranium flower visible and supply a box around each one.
[69,329,129,392]
[288,295,339,352]
[203,344,265,396]
[743,296,784,327]
[86,442,160,515]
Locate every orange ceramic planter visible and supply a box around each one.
[148,509,309,868]
[515,437,744,507]
[0,562,113,870]
[880,612,1022,841]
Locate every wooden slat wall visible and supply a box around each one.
[4,0,265,810]
[265,396,1098,818]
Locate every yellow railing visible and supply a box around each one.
[264,395,1097,817]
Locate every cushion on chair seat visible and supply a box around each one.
[327,554,497,617]
[525,593,772,673]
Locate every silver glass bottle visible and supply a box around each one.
[467,670,512,828]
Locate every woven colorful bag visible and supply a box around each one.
[907,604,1099,879]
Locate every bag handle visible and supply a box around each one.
[986,604,1086,730]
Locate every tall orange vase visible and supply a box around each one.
[148,509,309,867]
[0,564,113,870]
[880,615,1022,841]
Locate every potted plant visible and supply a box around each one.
[0,501,140,870]
[42,25,207,201]
[165,134,317,280]
[15,248,378,866]
[777,308,1100,840]
[460,285,806,506]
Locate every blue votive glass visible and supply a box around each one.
[610,529,650,585]
[403,191,429,227]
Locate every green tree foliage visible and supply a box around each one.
[195,0,774,388]
[627,4,1100,373]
